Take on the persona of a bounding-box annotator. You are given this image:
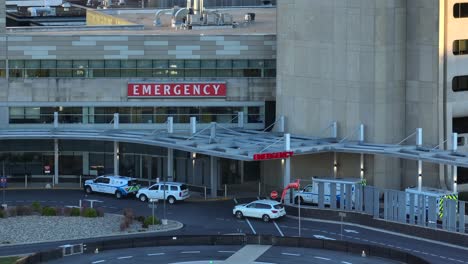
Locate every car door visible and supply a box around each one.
[159,184,169,200]
[257,203,271,218]
[303,185,314,203]
[101,177,113,194]
[93,177,104,192]
[147,184,159,199]
[243,203,257,217]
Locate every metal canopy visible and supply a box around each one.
[0,126,468,167]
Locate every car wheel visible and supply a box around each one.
[115,191,122,199]
[85,186,92,194]
[139,194,147,202]
[262,214,270,222]
[168,196,176,204]
[235,211,243,219]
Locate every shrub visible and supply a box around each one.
[144,216,160,227]
[96,207,105,217]
[123,208,134,219]
[41,207,57,216]
[16,205,33,216]
[82,208,97,218]
[70,207,81,217]
[8,207,17,217]
[0,210,5,218]
[31,201,41,212]
[120,216,132,231]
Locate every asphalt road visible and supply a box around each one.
[46,245,400,264]
[0,190,467,264]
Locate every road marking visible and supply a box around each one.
[147,253,165,256]
[313,235,335,240]
[273,221,284,237]
[117,256,132,259]
[92,260,106,264]
[245,218,256,235]
[216,217,225,221]
[234,198,238,204]
[341,262,352,264]
[218,251,236,253]
[314,256,331,261]
[281,252,300,256]
[181,251,200,254]
[344,229,359,234]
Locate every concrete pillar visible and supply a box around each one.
[82,152,89,176]
[53,112,58,128]
[416,128,422,191]
[114,141,119,175]
[210,122,216,139]
[331,121,337,138]
[237,112,244,128]
[278,116,285,133]
[452,132,458,192]
[82,107,88,124]
[167,117,174,133]
[240,160,244,184]
[139,154,143,179]
[210,156,218,197]
[54,139,59,184]
[113,113,119,129]
[359,124,364,142]
[147,156,152,182]
[284,133,291,187]
[167,148,174,182]
[190,117,197,135]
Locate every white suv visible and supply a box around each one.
[84,175,140,199]
[136,182,190,204]
[233,200,286,222]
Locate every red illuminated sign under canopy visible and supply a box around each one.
[253,151,294,161]
[128,82,226,97]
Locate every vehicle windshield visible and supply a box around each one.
[273,204,283,209]
[180,184,188,190]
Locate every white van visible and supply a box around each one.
[405,186,458,219]
[293,177,362,206]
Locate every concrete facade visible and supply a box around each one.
[273,0,448,191]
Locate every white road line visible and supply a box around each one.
[218,251,236,253]
[245,218,256,235]
[314,256,331,261]
[147,253,165,256]
[341,261,353,264]
[181,251,200,254]
[92,260,106,264]
[273,221,284,237]
[281,252,300,256]
[117,256,133,259]
[234,198,238,204]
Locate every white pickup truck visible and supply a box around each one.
[293,177,362,206]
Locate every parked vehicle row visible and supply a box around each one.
[84,175,190,204]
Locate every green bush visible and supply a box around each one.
[135,216,145,223]
[143,216,160,227]
[7,207,17,217]
[70,208,81,217]
[96,207,105,217]
[31,201,41,212]
[0,210,5,218]
[41,207,57,216]
[82,208,97,218]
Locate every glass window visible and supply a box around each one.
[169,69,184,77]
[137,60,152,77]
[185,60,200,68]
[89,60,105,77]
[217,60,232,69]
[73,60,88,78]
[150,185,159,190]
[0,60,5,68]
[243,69,262,77]
[169,60,184,68]
[170,186,178,191]
[9,60,24,68]
[105,60,120,77]
[180,184,188,190]
[40,60,56,77]
[153,60,168,69]
[9,107,24,119]
[232,60,248,68]
[184,69,200,77]
[201,60,216,68]
[264,59,276,68]
[249,60,264,68]
[454,3,468,18]
[453,40,468,55]
[24,60,41,78]
[56,60,72,77]
[200,69,216,77]
[216,69,232,77]
[264,69,276,77]
[153,69,168,77]
[453,75,468,92]
[121,60,136,77]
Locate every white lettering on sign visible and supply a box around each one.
[127,83,227,97]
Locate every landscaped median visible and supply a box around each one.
[0,202,182,245]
